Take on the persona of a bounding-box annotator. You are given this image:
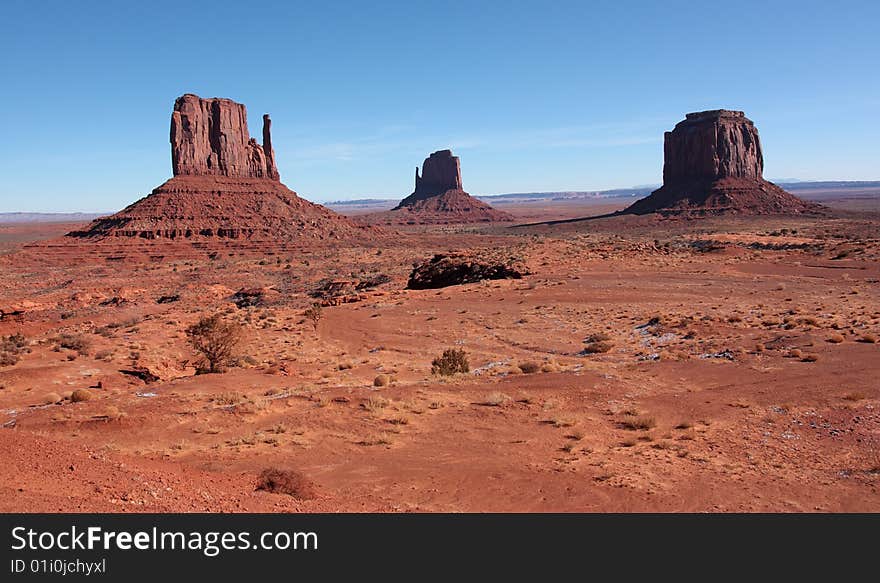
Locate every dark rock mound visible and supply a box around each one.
[407,252,528,289]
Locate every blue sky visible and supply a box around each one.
[1,0,877,212]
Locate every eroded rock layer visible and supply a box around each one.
[67,176,375,242]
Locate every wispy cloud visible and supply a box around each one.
[282,117,664,166]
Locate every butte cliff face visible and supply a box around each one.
[170,94,279,180]
[402,149,463,204]
[624,110,817,216]
[386,150,512,224]
[66,94,378,245]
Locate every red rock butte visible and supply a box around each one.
[170,94,279,181]
[624,110,819,216]
[60,94,380,248]
[383,149,513,225]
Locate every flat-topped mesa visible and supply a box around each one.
[623,109,817,216]
[400,149,463,206]
[170,94,280,180]
[663,109,763,184]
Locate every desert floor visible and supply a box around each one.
[0,200,878,512]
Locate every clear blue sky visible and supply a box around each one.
[1,0,877,212]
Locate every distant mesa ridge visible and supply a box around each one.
[624,109,819,216]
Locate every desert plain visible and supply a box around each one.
[0,191,878,513]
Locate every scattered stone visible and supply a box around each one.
[232,288,266,309]
[119,367,160,384]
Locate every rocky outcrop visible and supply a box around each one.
[64,95,383,245]
[663,110,763,183]
[383,149,513,224]
[407,252,528,289]
[624,110,818,216]
[398,149,462,205]
[170,94,279,180]
[262,114,279,181]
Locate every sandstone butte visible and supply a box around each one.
[63,94,380,244]
[624,110,820,216]
[383,149,513,225]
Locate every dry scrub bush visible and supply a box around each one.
[1,333,28,366]
[385,413,410,425]
[373,374,390,387]
[186,314,243,373]
[213,392,247,406]
[304,303,323,331]
[582,341,613,354]
[58,333,91,356]
[43,392,62,405]
[363,395,389,412]
[619,416,656,430]
[482,392,511,406]
[358,433,392,446]
[255,468,317,500]
[431,348,469,376]
[518,362,540,374]
[71,389,94,403]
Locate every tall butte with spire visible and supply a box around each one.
[380,149,512,224]
[624,110,818,216]
[67,94,377,243]
[169,94,280,180]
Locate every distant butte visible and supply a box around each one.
[396,149,463,207]
[64,94,380,245]
[624,110,820,216]
[377,150,513,225]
